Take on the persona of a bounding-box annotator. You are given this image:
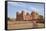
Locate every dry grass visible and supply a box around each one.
[8,21,45,29]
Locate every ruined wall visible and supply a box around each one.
[16,11,39,21]
[23,13,32,21]
[16,11,24,21]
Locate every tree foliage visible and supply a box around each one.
[37,15,44,23]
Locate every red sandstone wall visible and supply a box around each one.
[16,11,39,21]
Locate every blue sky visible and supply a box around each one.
[8,2,44,18]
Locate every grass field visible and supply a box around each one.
[8,21,45,30]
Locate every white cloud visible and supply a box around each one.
[15,9,31,16]
[8,2,26,7]
[8,1,44,17]
[30,7,44,16]
[16,7,44,16]
[8,2,17,6]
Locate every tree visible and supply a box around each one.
[7,17,11,21]
[7,17,10,20]
[38,15,44,23]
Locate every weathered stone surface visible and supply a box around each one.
[16,11,39,21]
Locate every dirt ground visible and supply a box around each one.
[7,21,45,30]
